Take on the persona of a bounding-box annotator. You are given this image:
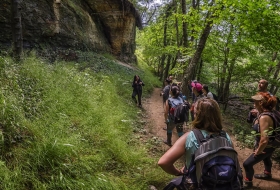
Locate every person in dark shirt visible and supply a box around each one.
[132,75,145,107]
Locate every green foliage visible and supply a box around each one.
[0,53,161,189]
[223,114,255,149]
[137,0,280,100]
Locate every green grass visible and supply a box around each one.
[0,53,163,189]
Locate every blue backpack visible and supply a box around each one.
[168,97,190,124]
[164,129,243,190]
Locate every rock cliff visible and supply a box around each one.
[0,0,142,63]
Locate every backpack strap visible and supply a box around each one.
[219,130,227,138]
[167,99,172,115]
[192,129,205,146]
[193,129,227,146]
[258,111,276,129]
[168,98,174,108]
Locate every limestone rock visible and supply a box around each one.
[0,0,142,63]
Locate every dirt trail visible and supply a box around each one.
[143,88,280,189]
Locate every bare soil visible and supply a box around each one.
[142,88,280,190]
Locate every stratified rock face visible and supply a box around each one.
[0,0,141,63]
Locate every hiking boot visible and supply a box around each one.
[243,180,253,188]
[163,140,172,147]
[254,173,272,180]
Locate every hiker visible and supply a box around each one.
[163,85,185,146]
[168,75,174,84]
[176,82,186,100]
[169,75,180,86]
[202,84,214,99]
[158,98,237,188]
[160,78,172,110]
[243,92,277,188]
[131,75,144,107]
[190,81,205,121]
[247,79,273,123]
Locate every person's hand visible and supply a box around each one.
[139,82,142,85]
[253,149,265,156]
[250,109,258,117]
[175,167,185,176]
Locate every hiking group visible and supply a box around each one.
[154,77,280,190]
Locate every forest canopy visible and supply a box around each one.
[135,0,280,101]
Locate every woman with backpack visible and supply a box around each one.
[163,85,185,146]
[243,92,277,188]
[131,75,144,107]
[158,98,242,189]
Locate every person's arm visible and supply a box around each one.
[163,86,169,98]
[250,109,258,117]
[164,100,169,122]
[254,115,273,155]
[247,108,258,123]
[138,80,144,86]
[158,132,190,175]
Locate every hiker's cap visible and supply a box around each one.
[251,94,266,102]
[191,82,202,91]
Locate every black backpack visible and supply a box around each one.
[168,98,190,124]
[259,110,280,147]
[164,129,243,190]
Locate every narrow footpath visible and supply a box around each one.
[143,88,280,189]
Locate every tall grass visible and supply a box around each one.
[0,53,164,189]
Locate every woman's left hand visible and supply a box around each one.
[254,149,266,156]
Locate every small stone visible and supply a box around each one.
[149,185,157,190]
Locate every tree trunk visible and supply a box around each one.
[267,52,278,76]
[223,61,235,108]
[160,2,175,83]
[163,55,172,84]
[159,55,166,82]
[11,0,23,61]
[219,47,229,102]
[181,0,188,48]
[197,58,203,81]
[181,13,213,95]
